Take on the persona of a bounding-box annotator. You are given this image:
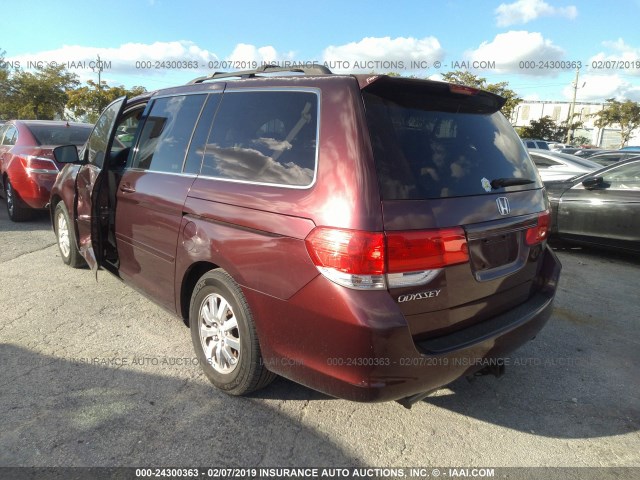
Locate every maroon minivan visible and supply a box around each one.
[50,66,561,407]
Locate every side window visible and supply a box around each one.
[115,108,144,149]
[183,94,221,175]
[132,94,206,173]
[86,98,126,168]
[603,162,640,190]
[109,107,145,168]
[2,126,18,146]
[201,90,318,187]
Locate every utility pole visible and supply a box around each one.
[565,67,583,144]
[93,54,104,113]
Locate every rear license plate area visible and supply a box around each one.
[468,232,519,271]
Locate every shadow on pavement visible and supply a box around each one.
[0,198,51,233]
[0,344,364,467]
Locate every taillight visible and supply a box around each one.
[525,210,550,246]
[305,228,385,289]
[20,155,59,174]
[305,226,469,290]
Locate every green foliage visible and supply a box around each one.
[0,49,15,120]
[441,70,521,121]
[3,65,79,120]
[67,80,146,123]
[0,51,145,123]
[518,115,583,143]
[518,116,558,140]
[592,98,640,148]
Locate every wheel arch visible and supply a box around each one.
[179,261,220,326]
[49,193,63,226]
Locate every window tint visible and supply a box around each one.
[364,92,539,200]
[26,124,91,146]
[201,91,318,187]
[132,94,206,173]
[183,94,221,175]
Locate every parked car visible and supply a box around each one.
[587,151,640,167]
[546,158,640,253]
[547,142,569,150]
[572,148,611,158]
[619,146,640,151]
[50,66,561,406]
[528,149,601,182]
[0,120,92,221]
[522,138,550,150]
[557,147,581,155]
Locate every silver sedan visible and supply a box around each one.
[528,149,601,182]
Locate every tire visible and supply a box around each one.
[4,176,32,222]
[54,202,86,268]
[190,269,276,395]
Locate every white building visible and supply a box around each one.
[510,100,639,148]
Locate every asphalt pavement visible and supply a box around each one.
[0,202,638,476]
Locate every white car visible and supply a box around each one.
[528,149,601,182]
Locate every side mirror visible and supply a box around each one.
[582,176,604,190]
[53,145,81,164]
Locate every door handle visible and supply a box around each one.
[120,183,136,193]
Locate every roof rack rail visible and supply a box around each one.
[187,63,333,84]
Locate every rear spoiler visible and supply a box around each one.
[355,75,506,113]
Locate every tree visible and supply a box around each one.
[592,98,640,148]
[517,116,584,143]
[517,116,557,140]
[441,71,521,121]
[5,65,79,120]
[0,48,14,119]
[67,80,147,123]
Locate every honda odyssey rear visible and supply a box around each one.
[50,67,560,406]
[282,75,562,405]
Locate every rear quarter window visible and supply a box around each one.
[363,90,539,200]
[200,90,318,187]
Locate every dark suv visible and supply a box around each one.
[50,66,561,407]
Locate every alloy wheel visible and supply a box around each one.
[57,211,71,258]
[198,293,240,374]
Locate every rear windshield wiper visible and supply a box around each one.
[490,177,535,189]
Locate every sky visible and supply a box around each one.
[2,0,639,103]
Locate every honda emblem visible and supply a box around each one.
[496,197,510,215]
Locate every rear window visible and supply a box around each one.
[530,153,560,168]
[26,124,92,146]
[363,89,539,200]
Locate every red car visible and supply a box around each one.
[50,67,561,407]
[0,120,92,221]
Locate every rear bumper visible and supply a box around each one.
[6,168,56,209]
[247,245,562,402]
